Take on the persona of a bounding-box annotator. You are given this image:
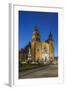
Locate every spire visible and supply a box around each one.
[48,32,53,41]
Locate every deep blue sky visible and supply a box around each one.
[19,11,58,56]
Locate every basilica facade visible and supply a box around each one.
[31,26,54,64]
[19,26,54,64]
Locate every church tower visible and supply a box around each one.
[32,26,40,42]
[48,32,54,61]
[31,26,41,62]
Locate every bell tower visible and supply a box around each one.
[31,26,41,62]
[32,26,40,42]
[48,32,54,61]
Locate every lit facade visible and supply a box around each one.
[31,26,54,64]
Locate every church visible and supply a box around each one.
[19,26,54,64]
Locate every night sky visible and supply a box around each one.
[19,11,58,57]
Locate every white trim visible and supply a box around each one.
[9,4,64,86]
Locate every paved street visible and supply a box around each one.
[19,64,58,79]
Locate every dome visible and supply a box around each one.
[32,26,40,35]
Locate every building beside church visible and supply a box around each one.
[19,26,54,64]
